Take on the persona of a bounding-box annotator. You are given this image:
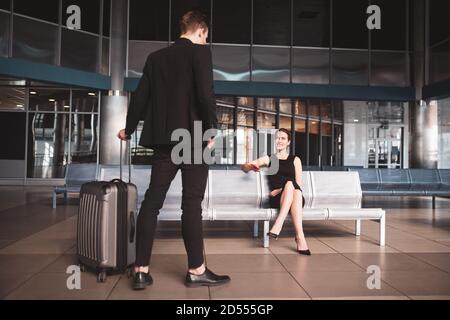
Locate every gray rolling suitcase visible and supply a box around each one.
[76,141,137,283]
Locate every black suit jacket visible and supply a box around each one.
[125,38,217,149]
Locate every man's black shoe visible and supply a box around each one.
[132,272,153,290]
[185,268,231,287]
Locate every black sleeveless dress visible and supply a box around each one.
[268,154,305,209]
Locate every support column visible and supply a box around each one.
[99,0,129,165]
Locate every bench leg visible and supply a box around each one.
[432,196,436,209]
[64,191,68,202]
[379,214,386,247]
[355,219,361,236]
[263,221,270,248]
[253,220,259,238]
[52,191,57,209]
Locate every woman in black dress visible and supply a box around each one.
[241,128,310,255]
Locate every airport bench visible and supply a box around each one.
[99,166,386,247]
[348,168,450,208]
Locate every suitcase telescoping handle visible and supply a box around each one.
[119,139,132,183]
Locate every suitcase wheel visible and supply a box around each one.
[97,271,107,283]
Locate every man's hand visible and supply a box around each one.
[117,129,128,141]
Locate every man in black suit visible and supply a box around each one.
[117,10,230,290]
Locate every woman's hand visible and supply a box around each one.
[241,163,260,173]
[270,188,282,197]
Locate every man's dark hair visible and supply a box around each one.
[180,10,209,34]
[278,128,291,141]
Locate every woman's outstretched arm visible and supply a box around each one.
[294,156,303,186]
[241,155,270,173]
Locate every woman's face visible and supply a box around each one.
[275,131,290,151]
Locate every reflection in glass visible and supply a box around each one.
[292,48,329,84]
[333,124,343,166]
[308,119,320,165]
[331,50,369,85]
[27,112,69,178]
[0,87,26,111]
[252,46,290,82]
[371,51,407,87]
[28,89,70,112]
[333,101,344,121]
[294,99,307,116]
[294,118,307,163]
[0,11,9,57]
[212,45,250,81]
[437,97,450,168]
[257,98,277,112]
[320,100,331,120]
[61,28,99,72]
[279,115,292,130]
[237,97,254,108]
[321,122,332,165]
[70,114,98,163]
[72,90,98,113]
[237,108,254,127]
[367,101,404,124]
[128,41,168,77]
[307,100,320,117]
[13,16,58,65]
[279,98,292,114]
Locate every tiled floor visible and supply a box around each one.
[1,187,450,300]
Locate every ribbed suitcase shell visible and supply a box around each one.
[77,179,137,277]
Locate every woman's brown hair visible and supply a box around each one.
[277,128,291,141]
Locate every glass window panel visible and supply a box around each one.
[0,11,9,57]
[236,127,256,164]
[294,118,307,163]
[430,41,450,84]
[294,99,307,116]
[101,37,109,75]
[0,0,10,11]
[308,119,320,165]
[217,106,234,126]
[131,120,153,164]
[61,28,99,72]
[370,0,406,50]
[72,90,98,113]
[321,122,332,165]
[70,113,98,163]
[253,0,290,46]
[257,112,276,129]
[332,0,368,49]
[293,0,330,47]
[216,96,235,105]
[438,97,450,168]
[257,98,277,112]
[320,100,331,120]
[171,0,211,41]
[0,77,26,86]
[0,112,26,178]
[331,49,369,85]
[0,87,25,111]
[212,44,250,81]
[371,51,408,87]
[279,98,292,114]
[279,115,292,130]
[430,0,450,46]
[333,124,343,166]
[237,108,254,127]
[14,0,59,24]
[367,101,404,124]
[103,0,110,37]
[333,101,344,121]
[212,0,251,44]
[292,48,329,84]
[237,97,254,109]
[29,89,70,112]
[128,41,168,77]
[252,46,290,83]
[62,0,100,34]
[307,99,320,117]
[13,16,58,65]
[129,0,169,41]
[214,128,234,164]
[27,112,69,178]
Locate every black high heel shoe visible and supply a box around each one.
[267,232,279,240]
[295,237,311,256]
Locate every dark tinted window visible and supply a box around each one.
[0,0,10,11]
[371,0,406,50]
[212,0,251,44]
[293,0,330,47]
[429,0,450,46]
[129,0,169,41]
[171,0,211,41]
[253,0,291,46]
[62,0,100,34]
[103,0,110,36]
[14,0,59,24]
[332,0,369,49]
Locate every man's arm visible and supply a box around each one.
[193,45,217,130]
[124,56,151,137]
